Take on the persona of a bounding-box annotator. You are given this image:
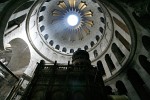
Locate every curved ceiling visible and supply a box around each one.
[37,0,105,53]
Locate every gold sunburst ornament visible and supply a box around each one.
[52,0,94,41]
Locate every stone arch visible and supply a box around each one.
[8,38,31,76]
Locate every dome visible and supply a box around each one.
[27,0,131,63]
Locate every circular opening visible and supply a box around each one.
[67,14,79,26]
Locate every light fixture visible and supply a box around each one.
[67,14,79,26]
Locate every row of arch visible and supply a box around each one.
[134,35,150,99]
[93,16,130,65]
[104,14,150,99]
[94,41,126,62]
[97,55,116,76]
[104,34,150,99]
[94,16,131,74]
[38,29,104,52]
[39,26,103,54]
[103,8,150,99]
[97,61,127,95]
[104,67,149,100]
[105,81,127,95]
[93,30,129,62]
[96,42,133,76]
[50,10,131,77]
[127,68,149,100]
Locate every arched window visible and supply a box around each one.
[116,80,127,95]
[94,50,98,58]
[49,40,54,46]
[91,41,95,47]
[40,6,46,12]
[39,16,44,22]
[111,43,125,64]
[99,27,103,34]
[84,45,88,50]
[44,34,49,40]
[40,25,45,32]
[142,36,150,52]
[97,7,103,13]
[55,45,60,50]
[62,47,67,52]
[96,35,100,41]
[70,49,74,53]
[100,17,105,23]
[105,54,116,72]
[97,61,106,76]
[115,30,130,51]
[139,55,150,75]
[127,69,149,100]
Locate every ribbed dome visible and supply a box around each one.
[27,0,116,63]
